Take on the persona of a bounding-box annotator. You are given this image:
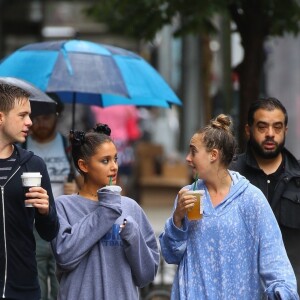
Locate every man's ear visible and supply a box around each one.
[245,124,251,139]
[78,159,88,174]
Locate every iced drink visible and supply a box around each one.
[186,190,204,220]
[21,172,42,207]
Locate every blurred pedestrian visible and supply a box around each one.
[0,83,59,300]
[90,105,141,196]
[51,123,159,300]
[230,97,300,292]
[159,114,299,299]
[25,94,81,300]
[56,103,94,137]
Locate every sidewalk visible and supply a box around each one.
[143,205,172,234]
[141,199,177,287]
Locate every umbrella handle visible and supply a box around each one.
[72,93,75,130]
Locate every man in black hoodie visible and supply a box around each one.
[0,83,59,299]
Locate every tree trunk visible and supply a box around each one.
[236,33,265,152]
[228,2,269,151]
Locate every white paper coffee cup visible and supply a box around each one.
[21,172,42,207]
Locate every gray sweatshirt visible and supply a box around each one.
[51,189,159,300]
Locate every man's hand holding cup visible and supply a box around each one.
[21,172,49,215]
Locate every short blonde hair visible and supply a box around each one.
[0,83,30,114]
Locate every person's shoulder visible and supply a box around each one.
[233,152,247,162]
[56,194,69,200]
[230,152,247,170]
[121,196,139,207]
[239,181,267,209]
[57,132,68,141]
[121,196,147,213]
[283,148,300,167]
[55,194,76,206]
[56,132,72,161]
[28,151,46,164]
[15,144,43,164]
[245,181,264,195]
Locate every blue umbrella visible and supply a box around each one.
[0,39,182,128]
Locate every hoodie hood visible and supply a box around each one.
[14,143,34,165]
[187,170,249,217]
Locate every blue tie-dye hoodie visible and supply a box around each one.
[159,171,299,300]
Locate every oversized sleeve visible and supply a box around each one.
[51,192,122,272]
[240,186,299,299]
[119,204,160,287]
[34,156,59,241]
[159,212,189,265]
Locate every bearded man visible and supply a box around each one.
[231,97,300,292]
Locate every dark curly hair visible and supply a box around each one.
[69,123,114,176]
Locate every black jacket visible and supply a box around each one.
[230,146,300,230]
[0,145,59,300]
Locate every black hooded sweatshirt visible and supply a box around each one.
[0,144,59,300]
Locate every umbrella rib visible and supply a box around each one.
[61,46,73,76]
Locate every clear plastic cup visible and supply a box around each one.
[185,190,204,220]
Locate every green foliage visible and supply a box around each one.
[266,0,300,36]
[85,0,227,40]
[85,0,170,40]
[85,0,300,147]
[85,0,300,40]
[228,0,300,38]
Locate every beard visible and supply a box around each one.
[30,122,57,141]
[249,134,285,159]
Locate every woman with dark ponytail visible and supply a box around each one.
[51,124,159,300]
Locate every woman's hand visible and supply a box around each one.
[173,188,197,228]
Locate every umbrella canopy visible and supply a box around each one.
[0,76,57,117]
[0,40,182,109]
